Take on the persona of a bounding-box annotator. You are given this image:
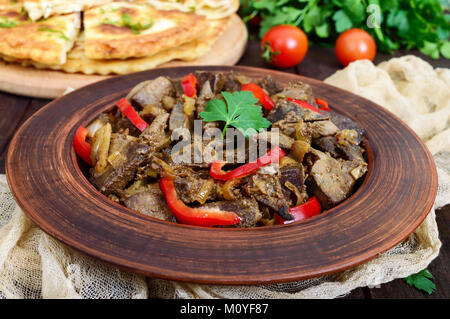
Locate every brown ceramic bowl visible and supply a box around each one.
[6,66,437,285]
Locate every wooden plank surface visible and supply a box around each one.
[0,31,448,298]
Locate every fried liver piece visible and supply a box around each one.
[124,184,174,222]
[304,149,367,209]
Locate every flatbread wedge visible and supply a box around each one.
[14,16,232,75]
[0,0,24,11]
[83,1,209,60]
[23,0,113,21]
[145,0,239,19]
[0,10,80,65]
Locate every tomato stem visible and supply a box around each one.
[260,41,279,63]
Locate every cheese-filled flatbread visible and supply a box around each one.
[23,0,112,21]
[144,0,239,19]
[83,1,209,60]
[14,16,232,74]
[0,0,24,11]
[0,10,80,65]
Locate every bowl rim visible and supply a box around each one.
[6,65,438,285]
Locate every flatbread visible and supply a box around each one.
[0,0,24,11]
[15,16,232,74]
[144,0,239,19]
[83,1,209,60]
[24,0,112,21]
[0,10,80,65]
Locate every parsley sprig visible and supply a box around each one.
[199,91,271,138]
[240,0,450,59]
[404,269,436,295]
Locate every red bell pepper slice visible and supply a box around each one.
[159,178,242,227]
[210,146,286,181]
[241,83,275,110]
[275,196,322,224]
[73,126,93,166]
[315,98,329,111]
[287,98,322,114]
[116,98,149,132]
[181,73,197,97]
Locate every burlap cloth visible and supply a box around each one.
[0,55,448,299]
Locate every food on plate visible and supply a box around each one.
[22,0,111,21]
[0,9,80,65]
[73,72,368,227]
[145,0,240,20]
[0,0,240,74]
[260,24,308,68]
[83,1,208,60]
[0,0,111,21]
[17,17,232,75]
[0,0,23,11]
[335,28,377,66]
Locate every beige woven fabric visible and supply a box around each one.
[0,55,448,299]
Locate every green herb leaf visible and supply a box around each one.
[199,91,271,138]
[332,9,353,33]
[315,22,330,38]
[0,17,17,28]
[380,0,399,11]
[253,0,290,13]
[101,13,153,34]
[38,27,69,40]
[440,41,450,59]
[420,40,440,59]
[121,13,153,34]
[334,0,365,24]
[404,269,436,295]
[303,5,322,33]
[259,6,302,37]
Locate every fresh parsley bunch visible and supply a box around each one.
[240,0,450,59]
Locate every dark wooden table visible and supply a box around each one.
[0,36,448,298]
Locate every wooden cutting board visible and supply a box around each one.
[0,14,247,99]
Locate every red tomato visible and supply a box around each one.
[335,28,376,66]
[261,25,308,68]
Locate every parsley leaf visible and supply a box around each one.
[259,6,302,38]
[333,9,353,33]
[440,41,450,58]
[199,91,271,138]
[404,269,436,295]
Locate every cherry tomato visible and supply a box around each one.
[261,25,308,68]
[335,28,376,66]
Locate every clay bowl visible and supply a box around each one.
[6,66,437,285]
